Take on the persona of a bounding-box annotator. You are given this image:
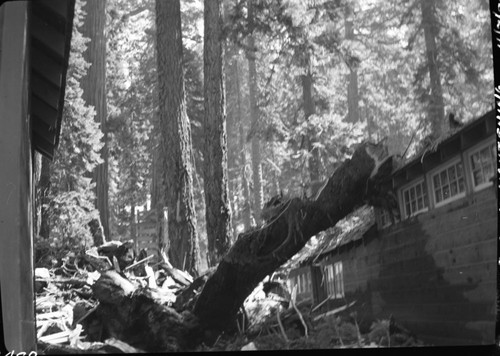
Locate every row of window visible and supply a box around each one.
[287,261,346,300]
[380,141,495,226]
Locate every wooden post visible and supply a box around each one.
[0,1,36,351]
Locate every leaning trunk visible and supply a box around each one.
[90,141,393,351]
[193,142,391,333]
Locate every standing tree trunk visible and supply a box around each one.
[81,0,109,244]
[203,0,232,266]
[247,0,264,224]
[344,3,360,125]
[301,67,321,195]
[155,0,200,275]
[420,0,445,137]
[236,58,252,230]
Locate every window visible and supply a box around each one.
[325,265,335,296]
[402,180,428,218]
[334,262,344,298]
[378,208,399,228]
[469,142,496,190]
[324,262,344,299]
[432,161,466,206]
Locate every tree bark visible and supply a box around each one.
[203,0,232,266]
[155,0,201,275]
[236,59,253,231]
[420,0,445,137]
[247,0,264,225]
[301,67,322,196]
[344,4,360,125]
[81,0,109,244]
[193,141,392,333]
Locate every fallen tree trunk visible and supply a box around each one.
[192,141,391,336]
[89,141,393,351]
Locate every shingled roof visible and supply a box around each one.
[282,205,376,269]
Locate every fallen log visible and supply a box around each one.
[192,142,392,336]
[87,141,393,351]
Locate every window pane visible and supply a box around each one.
[417,198,423,210]
[424,193,428,206]
[450,182,457,196]
[440,171,448,185]
[458,178,465,192]
[433,175,440,188]
[436,189,442,203]
[410,187,415,201]
[405,203,411,217]
[456,163,463,177]
[404,190,410,203]
[416,184,421,196]
[470,154,479,170]
[480,147,490,164]
[449,166,456,181]
[484,164,493,180]
[443,186,449,200]
[411,200,416,212]
[473,170,483,186]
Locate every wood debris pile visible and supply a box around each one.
[34,239,195,354]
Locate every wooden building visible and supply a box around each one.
[0,1,75,351]
[287,110,497,345]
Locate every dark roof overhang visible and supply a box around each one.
[30,0,75,160]
[392,110,496,188]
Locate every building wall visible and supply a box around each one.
[0,1,36,351]
[321,186,496,345]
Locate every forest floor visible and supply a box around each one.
[34,239,426,353]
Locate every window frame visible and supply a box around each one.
[400,179,429,219]
[467,140,496,192]
[430,158,467,208]
[324,261,345,299]
[334,262,344,298]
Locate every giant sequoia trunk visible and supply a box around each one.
[90,141,393,352]
[203,0,232,266]
[155,0,201,275]
[81,0,109,244]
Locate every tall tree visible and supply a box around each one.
[247,0,264,224]
[420,0,445,136]
[344,3,359,124]
[203,0,232,266]
[236,59,253,230]
[155,0,201,275]
[81,0,109,244]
